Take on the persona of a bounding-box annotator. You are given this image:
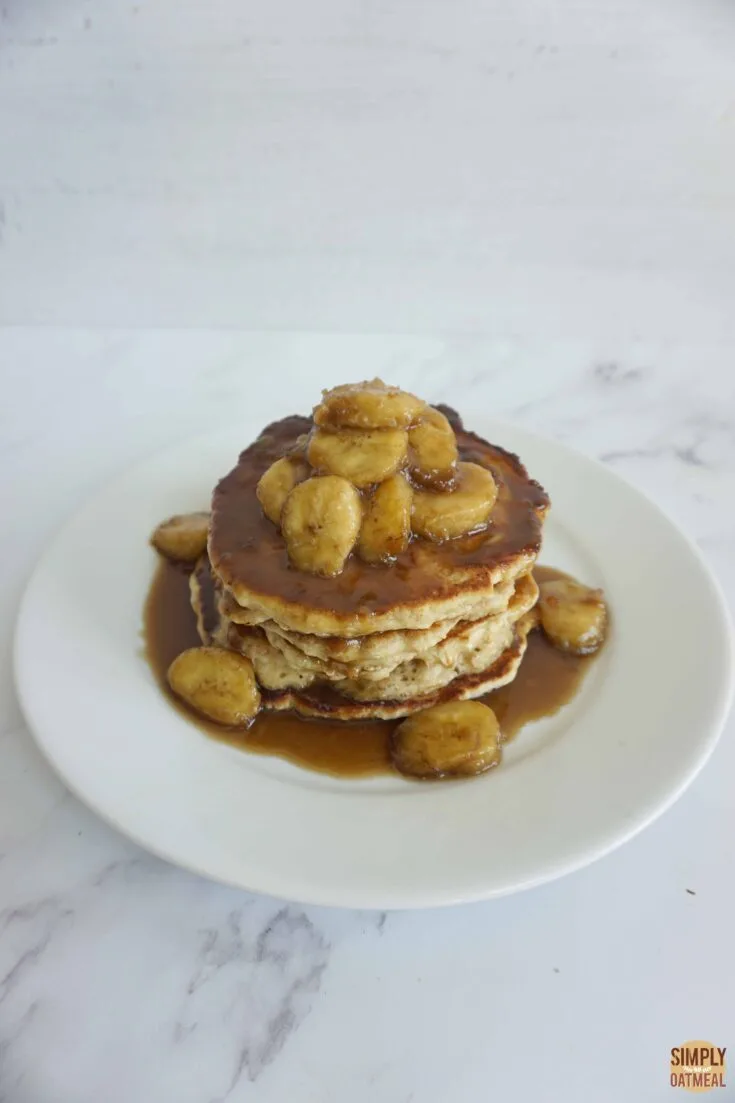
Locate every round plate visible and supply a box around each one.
[14,421,733,909]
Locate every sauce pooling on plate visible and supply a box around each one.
[143,562,597,778]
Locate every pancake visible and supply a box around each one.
[208,407,549,638]
[218,570,519,661]
[226,572,536,686]
[216,568,534,669]
[190,396,551,723]
[256,613,537,721]
[191,555,539,712]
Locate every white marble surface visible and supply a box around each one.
[2,0,735,341]
[0,331,733,1102]
[2,0,735,1097]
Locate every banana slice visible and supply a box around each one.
[408,407,458,490]
[167,647,261,726]
[151,512,210,562]
[281,475,362,576]
[314,378,426,430]
[307,427,408,488]
[358,473,412,564]
[539,579,608,655]
[412,461,498,541]
[256,456,309,526]
[391,701,501,779]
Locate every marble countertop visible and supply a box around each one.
[1,0,735,1098]
[1,332,733,1102]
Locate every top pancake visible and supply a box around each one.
[209,406,549,637]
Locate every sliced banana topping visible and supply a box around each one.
[539,579,608,655]
[412,461,498,541]
[256,455,309,526]
[358,473,413,564]
[151,512,210,563]
[281,475,362,577]
[408,406,459,491]
[167,647,261,726]
[391,700,501,778]
[307,427,408,488]
[314,378,426,430]
[249,383,507,575]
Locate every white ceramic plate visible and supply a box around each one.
[14,421,733,909]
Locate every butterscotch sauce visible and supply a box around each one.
[208,408,549,624]
[143,560,595,778]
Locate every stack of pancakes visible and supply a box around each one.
[191,404,549,721]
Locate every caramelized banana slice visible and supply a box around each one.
[358,473,412,564]
[281,475,362,576]
[256,456,309,526]
[408,407,459,490]
[151,512,209,562]
[314,378,426,430]
[307,427,408,488]
[412,462,497,541]
[167,647,261,726]
[539,579,608,655]
[392,701,501,779]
